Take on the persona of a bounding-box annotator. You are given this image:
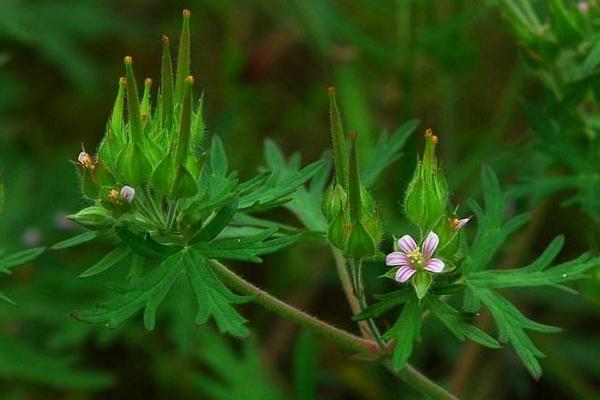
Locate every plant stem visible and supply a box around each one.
[332,247,373,339]
[385,361,459,400]
[209,259,378,355]
[208,259,459,400]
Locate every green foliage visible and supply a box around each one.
[60,12,320,334]
[0,334,112,390]
[192,329,285,400]
[383,299,422,370]
[462,167,600,378]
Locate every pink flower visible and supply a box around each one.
[579,1,590,13]
[385,231,445,283]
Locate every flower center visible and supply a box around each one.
[408,248,426,269]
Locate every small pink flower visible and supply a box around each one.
[579,1,589,13]
[386,231,445,283]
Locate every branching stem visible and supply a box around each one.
[208,259,459,400]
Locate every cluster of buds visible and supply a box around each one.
[322,88,382,259]
[72,10,205,231]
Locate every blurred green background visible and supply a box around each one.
[0,1,598,399]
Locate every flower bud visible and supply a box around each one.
[322,184,347,222]
[346,221,376,259]
[328,212,348,249]
[404,129,448,229]
[68,205,113,229]
[120,185,136,203]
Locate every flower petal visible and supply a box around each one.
[422,231,439,258]
[398,235,418,254]
[395,266,416,283]
[425,258,444,273]
[454,217,470,231]
[386,252,410,267]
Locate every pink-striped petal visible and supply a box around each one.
[425,258,444,273]
[398,235,418,254]
[395,266,416,283]
[386,252,410,267]
[454,217,470,231]
[422,231,439,258]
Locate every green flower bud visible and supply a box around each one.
[328,212,349,249]
[346,221,376,259]
[322,184,347,222]
[404,129,448,229]
[68,205,113,229]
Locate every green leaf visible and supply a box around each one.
[0,246,44,272]
[383,299,422,370]
[0,333,113,390]
[426,297,500,349]
[462,166,530,274]
[50,231,97,250]
[361,119,419,187]
[468,286,560,379]
[79,246,131,278]
[353,288,412,321]
[467,251,599,289]
[191,197,239,244]
[116,227,181,259]
[0,292,17,306]
[260,140,331,231]
[192,228,300,263]
[192,328,285,400]
[185,250,251,337]
[240,146,324,213]
[75,252,185,330]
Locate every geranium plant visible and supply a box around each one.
[50,10,600,400]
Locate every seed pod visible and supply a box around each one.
[404,129,448,229]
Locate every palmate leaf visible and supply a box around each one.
[185,251,251,337]
[467,287,560,379]
[75,252,185,330]
[75,250,251,336]
[239,141,324,214]
[463,166,599,378]
[382,299,422,370]
[192,228,301,263]
[426,297,500,349]
[262,139,332,231]
[462,166,530,274]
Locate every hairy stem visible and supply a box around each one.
[332,247,373,339]
[209,259,459,400]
